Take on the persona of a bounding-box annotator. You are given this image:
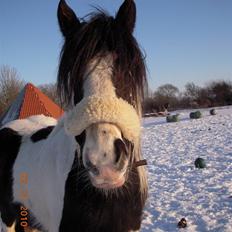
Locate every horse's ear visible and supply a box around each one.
[115,0,136,33]
[57,0,81,37]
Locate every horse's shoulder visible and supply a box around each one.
[2,115,57,137]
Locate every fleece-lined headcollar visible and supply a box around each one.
[64,95,140,143]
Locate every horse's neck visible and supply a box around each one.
[83,56,116,97]
[14,126,76,195]
[13,126,77,232]
[36,127,76,178]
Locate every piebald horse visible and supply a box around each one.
[0,0,148,231]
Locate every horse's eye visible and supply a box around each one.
[102,130,107,135]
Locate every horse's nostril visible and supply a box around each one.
[86,160,100,176]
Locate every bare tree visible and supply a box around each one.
[155,84,179,99]
[0,65,25,115]
[207,80,232,106]
[153,84,179,110]
[184,82,201,100]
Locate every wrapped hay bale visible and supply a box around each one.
[166,114,179,123]
[195,110,202,118]
[210,109,216,115]
[190,111,202,119]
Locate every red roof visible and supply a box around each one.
[19,83,64,119]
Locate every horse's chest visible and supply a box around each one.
[59,162,143,232]
[60,197,141,232]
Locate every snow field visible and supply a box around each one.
[141,107,232,232]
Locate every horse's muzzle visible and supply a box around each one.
[88,166,126,189]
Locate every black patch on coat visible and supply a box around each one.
[59,155,146,232]
[30,126,54,143]
[0,128,22,227]
[0,128,43,231]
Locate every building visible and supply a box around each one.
[0,83,64,127]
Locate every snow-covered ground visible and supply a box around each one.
[141,106,232,232]
[1,106,231,231]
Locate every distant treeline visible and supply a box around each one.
[143,81,232,114]
[1,65,232,116]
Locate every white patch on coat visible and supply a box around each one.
[11,117,77,232]
[83,55,116,98]
[83,123,128,189]
[83,123,122,167]
[2,115,57,136]
[82,55,147,198]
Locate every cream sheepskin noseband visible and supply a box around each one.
[64,95,140,143]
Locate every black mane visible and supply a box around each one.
[57,9,147,112]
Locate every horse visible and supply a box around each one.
[0,0,148,231]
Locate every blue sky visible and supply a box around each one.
[0,0,232,91]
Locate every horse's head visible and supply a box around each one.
[57,0,147,192]
[64,93,140,190]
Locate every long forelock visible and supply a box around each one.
[57,10,147,113]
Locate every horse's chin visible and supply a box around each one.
[90,176,126,190]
